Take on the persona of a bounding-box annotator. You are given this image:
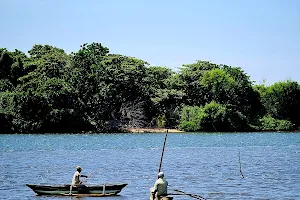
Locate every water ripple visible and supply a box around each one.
[0,132,300,199]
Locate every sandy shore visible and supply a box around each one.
[124,128,184,133]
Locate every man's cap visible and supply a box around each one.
[158,172,164,177]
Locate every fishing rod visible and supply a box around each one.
[157,131,208,200]
[158,130,168,173]
[171,189,208,200]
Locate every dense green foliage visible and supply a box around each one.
[258,115,294,131]
[179,101,249,132]
[0,43,299,133]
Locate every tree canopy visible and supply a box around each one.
[0,43,299,133]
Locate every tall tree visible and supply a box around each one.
[258,80,300,128]
[11,44,73,132]
[177,60,219,106]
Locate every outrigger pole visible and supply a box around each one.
[158,130,168,173]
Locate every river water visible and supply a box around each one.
[0,132,300,200]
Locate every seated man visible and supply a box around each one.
[69,166,88,194]
[150,172,168,200]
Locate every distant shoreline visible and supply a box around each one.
[2,129,300,134]
[124,128,184,133]
[123,129,300,134]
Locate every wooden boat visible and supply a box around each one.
[26,183,127,196]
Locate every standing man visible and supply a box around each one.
[69,166,88,194]
[150,172,168,200]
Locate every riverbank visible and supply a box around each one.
[124,128,184,133]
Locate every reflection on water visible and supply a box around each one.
[0,132,300,200]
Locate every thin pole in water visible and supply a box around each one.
[239,151,244,179]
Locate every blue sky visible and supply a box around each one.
[1,0,299,84]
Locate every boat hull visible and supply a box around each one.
[26,183,127,196]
